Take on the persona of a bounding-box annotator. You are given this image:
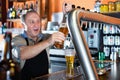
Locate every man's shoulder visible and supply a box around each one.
[12,34,25,41]
[12,34,27,46]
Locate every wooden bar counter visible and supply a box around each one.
[33,61,120,80]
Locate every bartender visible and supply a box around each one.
[12,10,65,80]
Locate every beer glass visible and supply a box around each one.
[54,23,68,49]
[65,49,75,78]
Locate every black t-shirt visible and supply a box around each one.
[21,38,49,80]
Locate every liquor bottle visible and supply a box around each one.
[25,3,29,11]
[6,32,21,80]
[1,23,7,34]
[0,32,9,80]
[8,8,12,19]
[94,0,101,13]
[7,9,10,19]
[11,6,16,19]
[0,32,21,80]
[30,2,34,10]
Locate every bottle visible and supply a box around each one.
[16,5,21,18]
[25,3,29,11]
[2,23,7,34]
[11,6,16,19]
[98,45,105,62]
[0,32,9,80]
[77,6,81,9]
[8,8,13,19]
[94,0,101,13]
[7,9,10,19]
[34,1,38,11]
[7,32,21,80]
[30,2,34,10]
[0,32,21,80]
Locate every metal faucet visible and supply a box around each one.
[67,9,99,80]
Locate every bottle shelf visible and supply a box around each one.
[7,19,23,28]
[103,33,120,36]
[7,19,21,22]
[101,11,120,14]
[103,45,120,47]
[101,12,120,18]
[42,30,58,34]
[0,28,24,35]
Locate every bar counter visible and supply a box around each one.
[33,61,120,80]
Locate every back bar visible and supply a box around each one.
[67,9,120,80]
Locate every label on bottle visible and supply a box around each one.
[103,35,108,45]
[109,25,115,34]
[104,46,110,57]
[115,36,120,45]
[103,24,109,34]
[98,52,105,61]
[11,11,15,18]
[94,1,101,12]
[108,36,114,45]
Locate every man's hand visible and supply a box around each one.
[46,32,65,46]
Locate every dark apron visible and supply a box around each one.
[21,38,49,80]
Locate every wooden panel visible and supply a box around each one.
[0,0,7,23]
[78,10,120,25]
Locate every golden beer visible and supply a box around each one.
[54,23,68,49]
[65,49,75,78]
[65,55,75,77]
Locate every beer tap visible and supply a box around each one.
[67,9,99,80]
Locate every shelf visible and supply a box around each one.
[42,30,58,34]
[16,0,35,2]
[0,28,24,35]
[7,19,21,22]
[7,19,23,28]
[0,0,7,23]
[101,12,120,18]
[100,11,120,14]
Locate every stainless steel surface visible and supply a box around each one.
[49,49,66,73]
[67,9,99,80]
[46,21,59,31]
[49,49,65,56]
[87,28,100,50]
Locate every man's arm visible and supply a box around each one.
[13,32,65,60]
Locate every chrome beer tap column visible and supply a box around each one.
[67,9,99,80]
